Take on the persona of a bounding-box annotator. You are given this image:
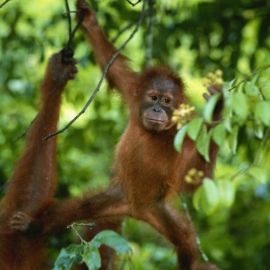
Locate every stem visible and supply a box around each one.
[64,0,72,46]
[126,0,142,7]
[0,0,11,8]
[44,0,147,140]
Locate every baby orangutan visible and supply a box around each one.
[8,1,223,269]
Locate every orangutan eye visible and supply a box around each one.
[164,98,170,104]
[151,96,158,101]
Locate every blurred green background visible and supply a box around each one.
[0,0,270,269]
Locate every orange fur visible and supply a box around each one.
[12,2,221,269]
[0,51,76,269]
[41,1,221,269]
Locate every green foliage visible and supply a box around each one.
[173,69,270,270]
[193,178,236,215]
[203,93,221,123]
[196,125,212,162]
[121,243,176,270]
[53,230,131,270]
[248,166,268,184]
[174,125,188,152]
[174,120,212,161]
[212,124,226,146]
[1,0,270,269]
[193,178,220,215]
[53,244,82,270]
[93,230,131,254]
[177,68,270,160]
[227,126,239,154]
[187,117,204,140]
[231,91,249,123]
[255,101,270,126]
[217,180,235,208]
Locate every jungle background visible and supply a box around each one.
[0,0,270,269]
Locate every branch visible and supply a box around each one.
[145,0,155,66]
[64,0,72,44]
[64,0,84,49]
[111,21,136,44]
[43,0,147,141]
[0,0,11,8]
[65,0,72,48]
[126,0,142,7]
[68,11,84,47]
[230,127,270,181]
[14,117,37,142]
[67,223,87,243]
[180,195,210,262]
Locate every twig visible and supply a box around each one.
[145,0,155,66]
[228,65,270,93]
[64,1,84,49]
[180,195,209,262]
[71,221,95,228]
[112,8,152,44]
[0,0,11,8]
[230,127,270,181]
[111,21,136,44]
[126,0,142,7]
[44,0,147,141]
[67,223,87,243]
[14,117,37,142]
[227,79,246,92]
[67,11,84,47]
[64,0,72,44]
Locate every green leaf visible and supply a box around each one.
[187,117,204,140]
[248,167,268,184]
[254,124,264,139]
[203,93,221,123]
[212,123,226,146]
[251,72,260,84]
[53,244,83,270]
[93,230,131,255]
[244,81,260,97]
[82,244,101,270]
[193,188,202,211]
[228,126,239,154]
[224,115,233,132]
[231,91,249,122]
[255,101,270,126]
[261,83,270,101]
[196,125,211,162]
[53,231,131,270]
[217,180,235,208]
[174,125,188,153]
[227,78,237,90]
[193,179,220,215]
[222,107,233,132]
[201,179,219,212]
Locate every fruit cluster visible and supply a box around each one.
[202,69,224,88]
[184,168,204,185]
[172,104,195,129]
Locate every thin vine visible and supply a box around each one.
[44,0,147,140]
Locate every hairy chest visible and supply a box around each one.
[115,127,179,182]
